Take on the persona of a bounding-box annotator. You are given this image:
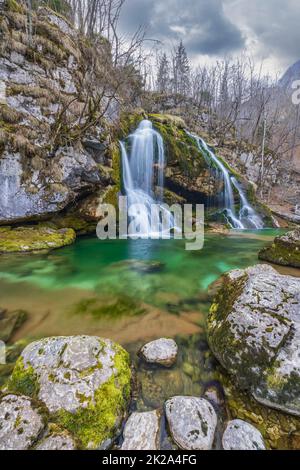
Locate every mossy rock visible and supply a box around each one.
[207,264,300,417]
[221,373,300,450]
[49,215,96,236]
[259,228,300,268]
[5,336,132,449]
[0,226,76,254]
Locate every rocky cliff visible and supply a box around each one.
[0,2,120,225]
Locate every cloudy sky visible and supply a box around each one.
[119,0,300,77]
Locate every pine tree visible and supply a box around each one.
[172,41,190,96]
[157,53,170,94]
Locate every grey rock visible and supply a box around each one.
[7,336,131,449]
[0,395,44,450]
[140,339,178,367]
[208,264,300,416]
[20,336,119,413]
[121,410,161,450]
[222,420,266,450]
[0,148,100,223]
[165,397,217,450]
[35,432,76,451]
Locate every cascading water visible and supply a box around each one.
[192,134,264,229]
[120,119,174,238]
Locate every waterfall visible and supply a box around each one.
[192,134,264,229]
[120,119,173,238]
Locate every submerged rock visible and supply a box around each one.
[259,228,300,268]
[0,308,27,342]
[121,410,162,450]
[165,397,217,450]
[139,339,178,367]
[0,226,76,253]
[222,420,266,450]
[0,394,45,450]
[111,259,165,274]
[35,431,76,451]
[6,336,131,449]
[208,264,300,417]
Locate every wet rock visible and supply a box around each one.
[204,383,225,408]
[222,420,266,450]
[6,336,131,449]
[121,410,162,450]
[0,309,27,342]
[208,264,300,417]
[111,259,165,274]
[0,226,76,253]
[0,394,45,450]
[259,228,300,268]
[165,397,217,450]
[35,431,76,451]
[139,339,178,367]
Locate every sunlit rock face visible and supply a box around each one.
[208,264,300,417]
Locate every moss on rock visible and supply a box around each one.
[0,226,76,254]
[5,336,132,450]
[259,229,300,268]
[55,344,131,449]
[221,373,300,450]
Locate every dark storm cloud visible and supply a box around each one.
[120,0,300,72]
[119,0,245,55]
[226,0,300,66]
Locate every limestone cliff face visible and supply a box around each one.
[0,3,119,224]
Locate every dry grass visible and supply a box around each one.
[34,34,67,62]
[0,104,22,124]
[10,133,38,158]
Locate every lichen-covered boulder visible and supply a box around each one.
[0,226,76,253]
[35,431,76,451]
[208,264,300,416]
[139,339,178,367]
[0,394,45,450]
[121,410,161,450]
[259,228,300,268]
[222,420,266,450]
[6,336,131,449]
[165,397,217,450]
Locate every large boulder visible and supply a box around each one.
[208,264,300,416]
[222,419,266,450]
[5,336,131,449]
[165,396,217,450]
[121,410,162,450]
[0,394,45,450]
[259,228,300,268]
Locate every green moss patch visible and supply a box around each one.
[53,345,131,449]
[0,226,76,254]
[72,295,145,319]
[259,238,300,268]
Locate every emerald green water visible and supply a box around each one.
[0,228,295,346]
[0,229,284,302]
